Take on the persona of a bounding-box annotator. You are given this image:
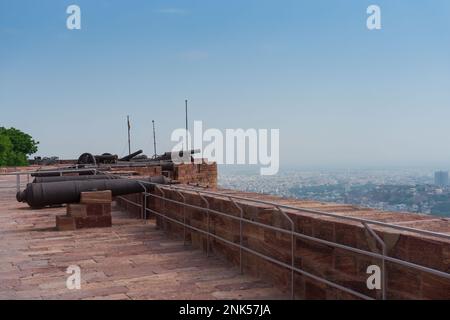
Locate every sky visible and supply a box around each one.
[1,0,450,169]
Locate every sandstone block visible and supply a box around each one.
[67,203,87,217]
[56,215,76,231]
[75,215,112,229]
[80,190,112,204]
[86,203,111,216]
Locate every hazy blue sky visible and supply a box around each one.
[1,0,450,168]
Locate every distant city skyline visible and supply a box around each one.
[1,1,450,168]
[219,166,450,217]
[434,170,449,187]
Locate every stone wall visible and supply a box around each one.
[110,161,217,188]
[135,187,450,300]
[173,162,217,187]
[115,161,217,218]
[114,161,450,300]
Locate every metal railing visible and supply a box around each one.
[119,181,450,300]
[0,168,99,193]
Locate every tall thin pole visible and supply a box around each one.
[185,99,188,151]
[152,120,157,158]
[127,115,131,155]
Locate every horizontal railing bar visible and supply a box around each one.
[116,196,143,208]
[0,168,98,176]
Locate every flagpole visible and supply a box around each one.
[127,115,131,155]
[185,100,188,151]
[152,120,157,158]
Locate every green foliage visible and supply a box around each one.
[0,127,39,166]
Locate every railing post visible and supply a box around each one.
[276,206,295,300]
[175,191,187,246]
[16,174,20,193]
[198,193,211,257]
[155,186,166,230]
[363,222,387,300]
[143,192,148,221]
[229,196,244,274]
[136,183,147,221]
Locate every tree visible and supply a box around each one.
[0,127,39,166]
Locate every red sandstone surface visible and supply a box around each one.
[0,175,287,300]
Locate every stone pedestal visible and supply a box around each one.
[56,190,112,231]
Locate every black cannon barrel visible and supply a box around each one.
[17,176,169,208]
[119,150,143,162]
[33,174,119,184]
[31,169,96,177]
[154,149,201,161]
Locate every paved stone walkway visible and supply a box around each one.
[0,176,287,300]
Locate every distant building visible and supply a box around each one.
[434,171,449,186]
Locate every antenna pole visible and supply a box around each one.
[152,120,157,158]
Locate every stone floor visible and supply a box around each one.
[0,176,288,300]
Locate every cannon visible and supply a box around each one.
[17,176,170,208]
[119,150,143,162]
[95,153,119,164]
[77,153,118,165]
[31,168,96,177]
[77,153,97,165]
[76,150,143,165]
[153,149,200,162]
[33,174,119,184]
